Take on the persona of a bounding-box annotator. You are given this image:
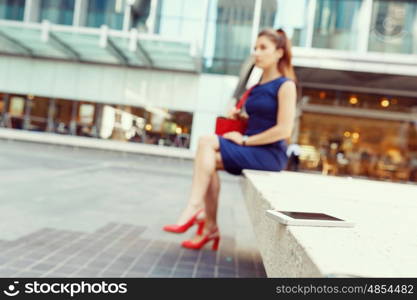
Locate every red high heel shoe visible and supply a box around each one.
[181,227,220,251]
[163,209,204,234]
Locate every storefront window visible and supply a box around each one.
[39,0,75,25]
[87,0,125,30]
[0,91,193,149]
[368,0,417,54]
[312,0,362,51]
[27,96,49,132]
[303,89,417,113]
[8,95,25,129]
[297,87,417,183]
[0,0,25,21]
[75,102,98,137]
[53,99,73,135]
[99,104,193,148]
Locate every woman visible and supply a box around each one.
[163,28,297,251]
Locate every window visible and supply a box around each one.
[368,0,417,54]
[312,0,362,51]
[87,0,125,30]
[0,0,25,21]
[202,0,255,75]
[39,0,75,25]
[260,0,309,47]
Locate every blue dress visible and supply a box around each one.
[218,76,291,175]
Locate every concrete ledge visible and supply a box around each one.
[0,128,194,160]
[240,170,417,277]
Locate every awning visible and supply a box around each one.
[0,19,200,72]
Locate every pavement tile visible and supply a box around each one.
[128,262,153,272]
[9,258,37,269]
[124,271,147,278]
[30,262,56,272]
[64,255,92,266]
[0,267,20,277]
[52,265,80,276]
[172,268,194,277]
[73,268,102,277]
[27,251,51,260]
[100,270,125,277]
[86,259,111,270]
[15,270,44,277]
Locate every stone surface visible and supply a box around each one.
[241,170,417,277]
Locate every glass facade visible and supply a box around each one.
[368,0,417,54]
[39,0,75,25]
[260,0,309,47]
[154,0,257,75]
[155,0,204,40]
[312,0,362,50]
[0,93,193,149]
[1,0,417,74]
[0,0,25,21]
[87,0,125,30]
[202,0,255,75]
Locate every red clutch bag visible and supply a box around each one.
[215,117,248,135]
[215,86,255,135]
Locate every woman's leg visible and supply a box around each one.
[175,135,221,225]
[187,153,223,243]
[204,153,222,229]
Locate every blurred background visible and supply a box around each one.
[0,0,416,183]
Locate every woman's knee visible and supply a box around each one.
[198,134,219,150]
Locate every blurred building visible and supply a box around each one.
[0,0,416,182]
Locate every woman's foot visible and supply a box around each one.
[181,224,220,251]
[176,204,205,226]
[163,206,205,234]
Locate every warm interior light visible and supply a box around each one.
[344,131,351,138]
[352,132,360,139]
[349,96,358,104]
[145,124,152,131]
[319,91,326,99]
[381,98,390,108]
[175,127,182,134]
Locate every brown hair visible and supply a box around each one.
[257,28,297,81]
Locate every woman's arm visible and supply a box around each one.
[244,80,297,146]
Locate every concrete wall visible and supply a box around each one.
[0,55,239,151]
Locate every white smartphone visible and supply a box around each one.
[266,210,355,228]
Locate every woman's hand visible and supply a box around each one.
[227,107,241,120]
[223,131,243,145]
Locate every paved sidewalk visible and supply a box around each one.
[0,139,266,278]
